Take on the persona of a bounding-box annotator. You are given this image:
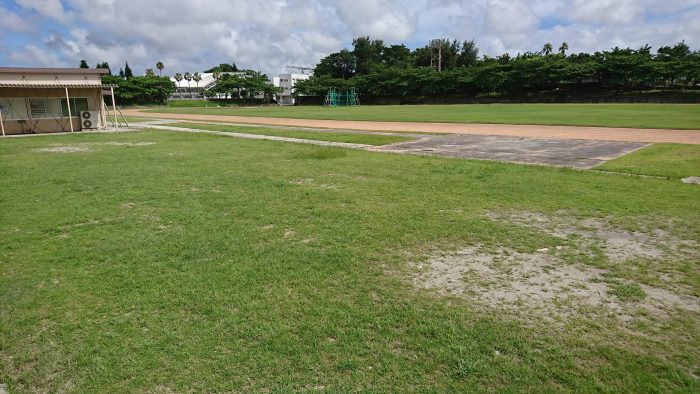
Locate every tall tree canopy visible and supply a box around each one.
[302,38,699,99]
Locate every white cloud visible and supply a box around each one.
[2,0,699,75]
[15,0,72,23]
[485,0,539,35]
[570,0,644,24]
[0,6,31,31]
[334,0,417,41]
[9,44,69,67]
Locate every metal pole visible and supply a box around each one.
[0,107,5,136]
[65,87,74,133]
[110,86,118,130]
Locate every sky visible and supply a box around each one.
[1,0,699,77]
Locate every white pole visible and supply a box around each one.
[65,87,74,133]
[110,86,118,130]
[99,95,107,129]
[0,108,5,136]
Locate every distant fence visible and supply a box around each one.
[295,94,700,106]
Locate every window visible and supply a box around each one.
[0,98,29,120]
[0,97,89,120]
[29,98,64,118]
[60,97,89,117]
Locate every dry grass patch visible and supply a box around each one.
[411,211,700,324]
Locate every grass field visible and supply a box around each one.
[1,130,699,392]
[145,103,700,130]
[172,122,415,145]
[597,143,700,179]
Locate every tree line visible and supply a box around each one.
[295,38,700,99]
[85,59,278,105]
[202,70,281,102]
[85,60,176,105]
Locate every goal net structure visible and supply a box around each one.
[324,87,360,107]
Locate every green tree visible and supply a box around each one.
[353,36,385,74]
[79,60,89,68]
[174,73,183,88]
[314,50,356,79]
[184,72,192,90]
[193,72,202,88]
[381,44,412,68]
[96,62,111,75]
[204,63,238,73]
[145,69,156,77]
[458,40,479,67]
[102,74,175,105]
[559,42,569,55]
[124,62,133,78]
[414,39,462,70]
[542,43,553,55]
[156,61,164,76]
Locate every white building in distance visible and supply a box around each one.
[275,73,311,105]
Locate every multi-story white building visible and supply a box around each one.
[275,73,311,105]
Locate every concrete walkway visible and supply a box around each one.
[123,109,700,144]
[144,122,646,169]
[371,134,647,169]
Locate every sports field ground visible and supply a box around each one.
[1,128,699,392]
[146,103,700,130]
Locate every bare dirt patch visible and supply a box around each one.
[413,245,699,321]
[36,145,91,153]
[411,211,700,322]
[682,176,700,185]
[286,177,338,189]
[34,141,156,153]
[485,211,697,263]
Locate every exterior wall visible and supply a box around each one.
[1,118,82,135]
[277,73,311,105]
[0,87,104,135]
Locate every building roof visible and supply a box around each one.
[0,83,115,88]
[0,67,109,75]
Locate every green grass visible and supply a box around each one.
[608,282,647,302]
[171,122,415,145]
[145,103,700,129]
[597,143,700,179]
[1,131,699,392]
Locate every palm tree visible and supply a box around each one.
[213,71,221,81]
[156,61,164,76]
[193,72,202,88]
[174,72,183,88]
[542,43,553,55]
[184,72,192,90]
[558,42,569,55]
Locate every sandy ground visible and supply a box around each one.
[123,109,700,144]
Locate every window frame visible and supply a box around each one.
[0,96,89,120]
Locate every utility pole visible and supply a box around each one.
[430,40,442,72]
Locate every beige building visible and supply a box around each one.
[0,67,112,135]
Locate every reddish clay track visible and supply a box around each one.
[123,109,700,144]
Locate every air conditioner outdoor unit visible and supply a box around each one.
[80,111,99,129]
